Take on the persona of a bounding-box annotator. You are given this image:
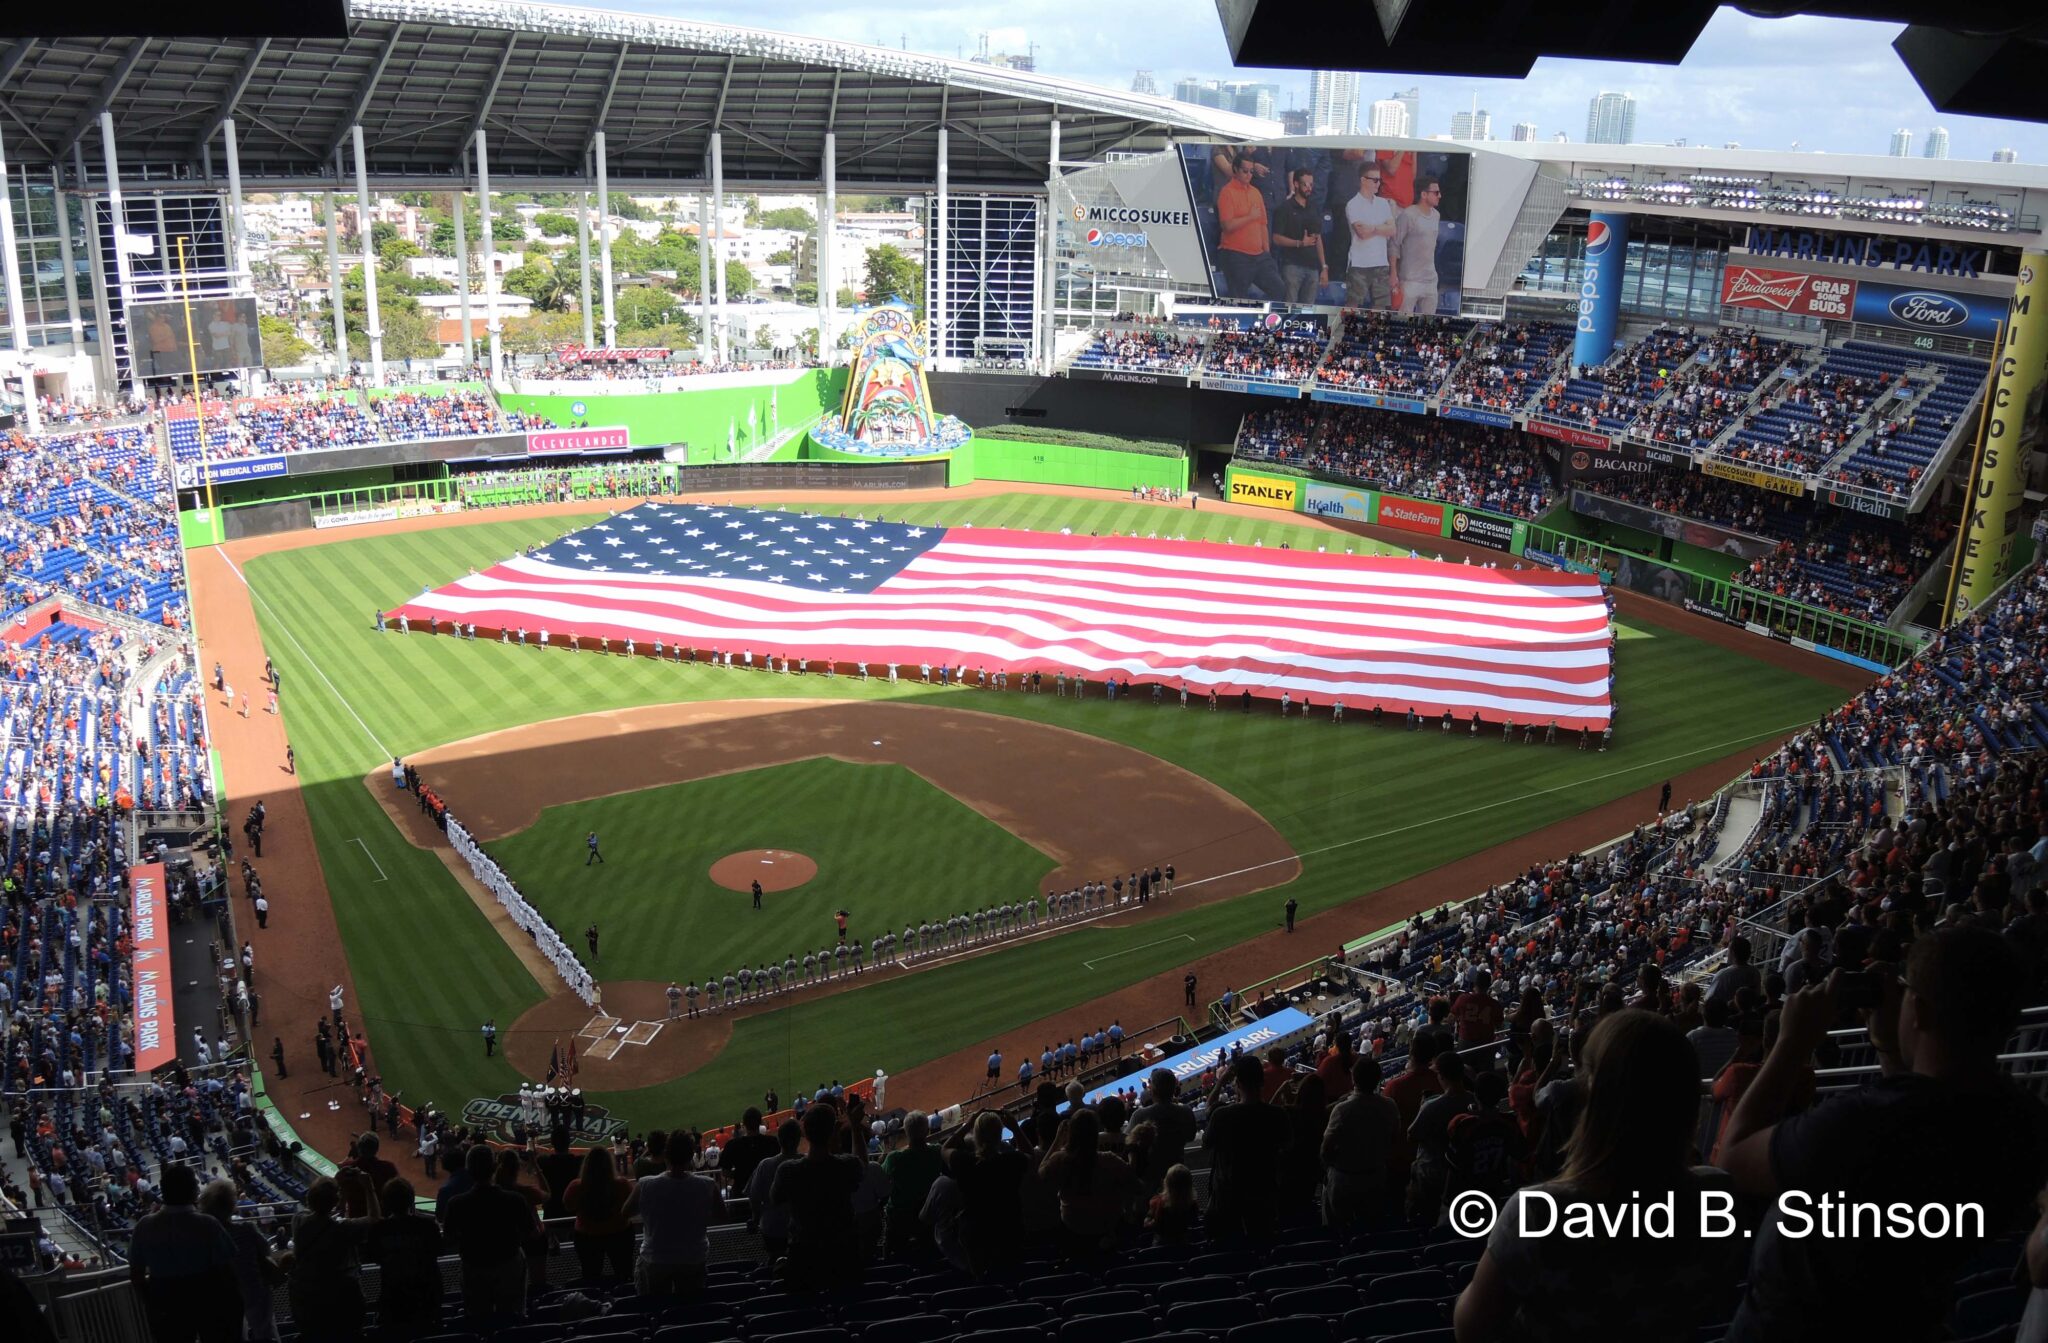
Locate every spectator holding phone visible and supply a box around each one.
[1719,929,2048,1340]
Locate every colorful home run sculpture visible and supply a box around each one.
[811,304,970,456]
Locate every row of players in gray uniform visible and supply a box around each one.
[663,873,1173,1018]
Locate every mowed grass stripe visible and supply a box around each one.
[241,493,1852,1125]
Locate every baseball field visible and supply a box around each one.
[195,486,1861,1146]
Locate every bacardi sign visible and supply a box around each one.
[1720,266,1857,320]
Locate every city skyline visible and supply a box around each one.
[588,1,2048,162]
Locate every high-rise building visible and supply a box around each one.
[1281,108,1312,137]
[1130,69,1156,96]
[1724,141,1741,150]
[1173,78,1225,110]
[1889,128,1913,157]
[1397,87,1420,142]
[1223,81,1279,121]
[1925,126,1950,159]
[1993,147,2019,164]
[1554,131,1570,143]
[969,32,1034,72]
[1450,108,1491,141]
[1309,69,1359,134]
[1585,91,1636,145]
[1511,122,1539,142]
[1368,99,1411,137]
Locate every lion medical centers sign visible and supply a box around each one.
[130,863,176,1072]
[1228,470,1299,511]
[1720,265,1858,320]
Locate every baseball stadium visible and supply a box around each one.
[3,2,2048,1341]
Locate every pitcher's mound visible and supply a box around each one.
[710,849,817,892]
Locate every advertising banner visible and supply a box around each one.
[1849,280,2004,343]
[1569,490,1779,561]
[1719,264,1859,320]
[129,863,175,1072]
[1611,553,1694,605]
[1310,387,1427,414]
[1301,481,1373,521]
[1202,375,1304,397]
[528,426,632,455]
[1066,366,1191,389]
[1822,487,1909,523]
[174,454,288,489]
[1440,404,1516,428]
[1561,445,1659,482]
[1450,508,1517,551]
[1178,142,1471,315]
[1526,418,1611,451]
[1702,459,1809,496]
[1054,149,1211,289]
[1083,1008,1315,1106]
[1950,248,2048,618]
[1375,495,1445,536]
[1227,469,1300,510]
[1574,211,1630,368]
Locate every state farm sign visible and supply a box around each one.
[1719,265,1857,320]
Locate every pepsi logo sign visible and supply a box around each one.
[1584,220,1613,258]
[1887,291,1968,329]
[1086,228,1148,249]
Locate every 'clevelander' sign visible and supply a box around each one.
[461,1093,628,1146]
[129,863,175,1071]
[528,426,631,455]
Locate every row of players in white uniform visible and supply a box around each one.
[668,875,1175,1015]
[449,816,601,1006]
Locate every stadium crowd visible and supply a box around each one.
[1202,329,1326,384]
[1437,321,1569,415]
[1236,407,1555,518]
[1731,515,1952,622]
[1070,330,1206,376]
[1313,312,1465,396]
[167,389,556,463]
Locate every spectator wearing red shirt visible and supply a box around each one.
[1451,969,1505,1048]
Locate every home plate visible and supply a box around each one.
[578,1014,620,1040]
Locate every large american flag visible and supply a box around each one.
[391,503,1614,727]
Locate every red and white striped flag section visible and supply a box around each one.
[391,503,1613,727]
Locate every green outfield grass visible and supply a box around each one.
[488,759,1056,984]
[239,491,1857,1130]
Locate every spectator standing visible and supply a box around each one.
[286,1174,377,1343]
[1038,1109,1137,1261]
[563,1145,636,1286]
[1129,1069,1198,1184]
[362,1177,442,1342]
[1720,932,2048,1341]
[1203,1055,1291,1241]
[624,1130,720,1298]
[1454,1011,1746,1339]
[771,1103,866,1291]
[128,1162,240,1343]
[1322,1056,1402,1230]
[440,1145,532,1324]
[881,1111,943,1258]
[199,1178,282,1343]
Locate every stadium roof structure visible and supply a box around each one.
[0,0,1282,193]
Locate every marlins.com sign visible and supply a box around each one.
[1229,472,1298,511]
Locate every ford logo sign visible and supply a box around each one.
[1887,291,1967,329]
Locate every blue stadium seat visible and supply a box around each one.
[1155,1277,1240,1310]
[1059,1290,1151,1320]
[1340,1300,1445,1339]
[1057,1313,1157,1343]
[1360,1269,1451,1304]
[1229,1318,1334,1343]
[1266,1286,1360,1320]
[1164,1298,1259,1333]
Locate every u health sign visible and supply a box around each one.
[528,426,631,455]
[1228,470,1298,511]
[130,863,175,1072]
[1720,265,1858,320]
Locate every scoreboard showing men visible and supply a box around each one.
[1178,142,1472,315]
[130,297,262,377]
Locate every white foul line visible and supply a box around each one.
[217,551,392,760]
[350,837,389,883]
[1084,933,1196,970]
[1175,718,1819,895]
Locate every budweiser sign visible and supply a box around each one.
[1719,266,1857,319]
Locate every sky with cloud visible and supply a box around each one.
[596,0,2046,163]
